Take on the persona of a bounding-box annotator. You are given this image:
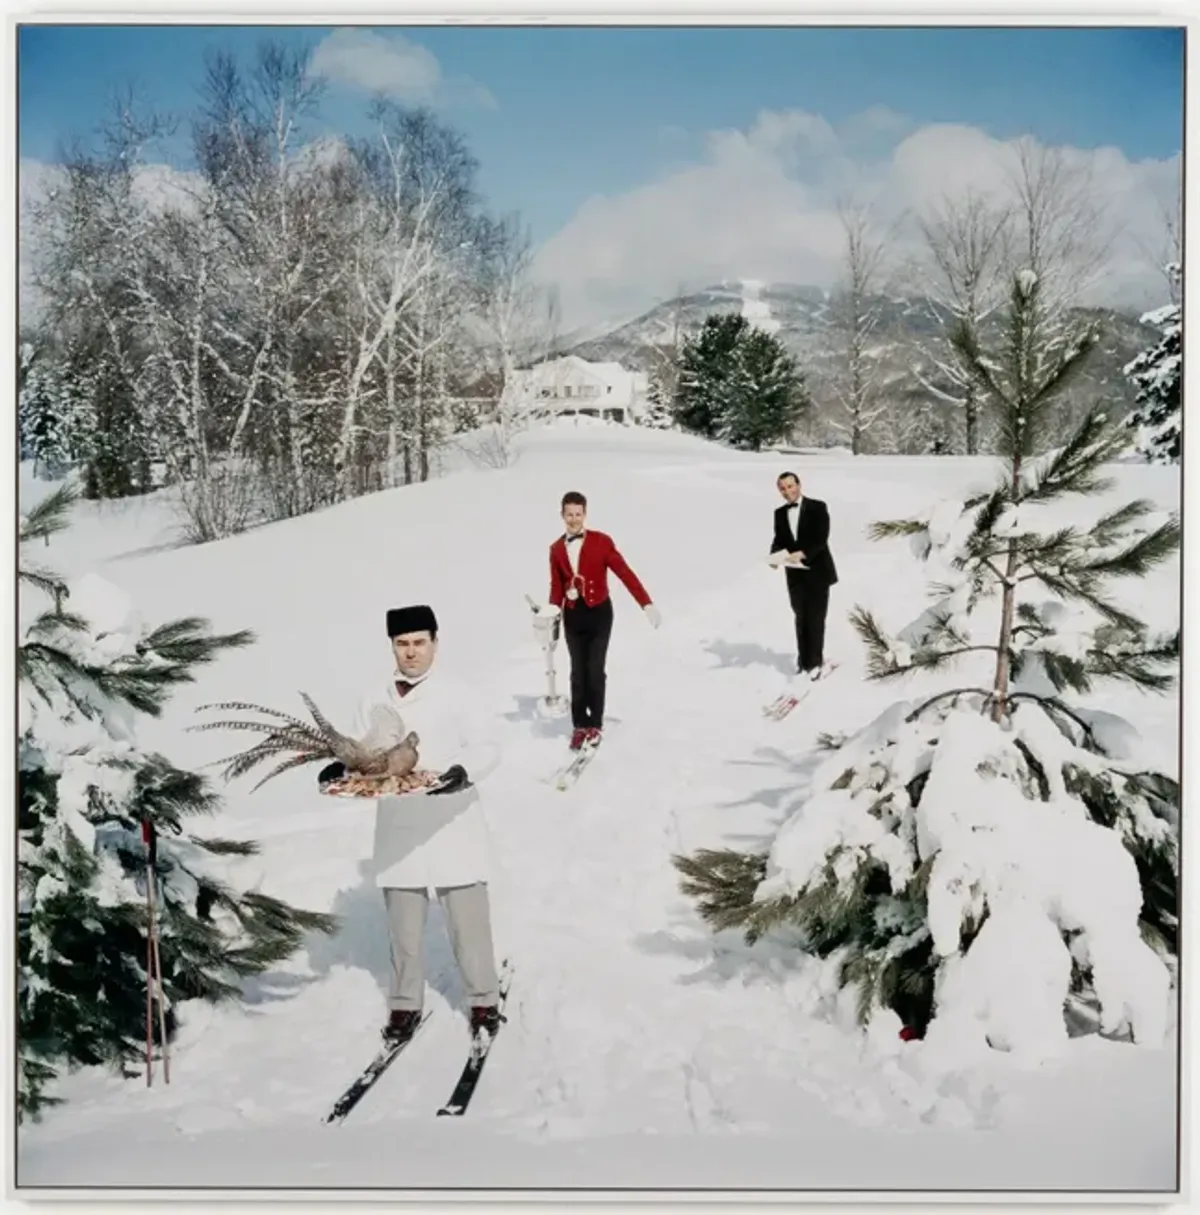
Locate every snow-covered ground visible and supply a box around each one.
[16,421,1180,1195]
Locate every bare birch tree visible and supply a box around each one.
[474,213,542,463]
[1005,138,1112,317]
[910,190,1012,454]
[996,139,1118,445]
[344,104,487,490]
[339,167,440,493]
[1135,169,1182,305]
[829,200,892,455]
[25,99,171,498]
[644,282,689,424]
[197,45,353,518]
[21,37,533,534]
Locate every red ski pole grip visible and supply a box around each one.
[142,819,158,865]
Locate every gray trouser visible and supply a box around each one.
[383,882,500,1011]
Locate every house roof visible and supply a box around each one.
[584,360,637,386]
[519,354,637,388]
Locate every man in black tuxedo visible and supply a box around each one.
[769,471,838,679]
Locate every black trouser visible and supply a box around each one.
[562,598,614,729]
[786,572,830,672]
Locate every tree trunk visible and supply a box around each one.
[414,303,428,482]
[385,328,399,489]
[965,382,979,456]
[990,452,1024,722]
[851,355,864,456]
[284,334,306,511]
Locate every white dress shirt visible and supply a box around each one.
[786,496,803,540]
[565,530,585,575]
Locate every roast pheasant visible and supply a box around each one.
[191,692,436,792]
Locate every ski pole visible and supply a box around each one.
[142,819,171,1085]
[149,879,170,1083]
[144,834,153,1087]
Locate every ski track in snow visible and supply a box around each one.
[16,429,1180,1190]
[741,278,780,335]
[491,583,989,1144]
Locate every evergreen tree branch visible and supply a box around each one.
[867,518,928,542]
[1074,515,1180,580]
[191,837,260,857]
[905,688,994,723]
[948,320,1009,406]
[1025,569,1142,632]
[19,565,71,600]
[19,484,78,546]
[1085,631,1179,692]
[1008,693,1098,748]
[24,609,89,638]
[1022,406,1125,501]
[139,618,256,669]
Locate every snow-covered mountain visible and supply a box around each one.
[566,279,1158,416]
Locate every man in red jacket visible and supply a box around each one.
[547,490,661,750]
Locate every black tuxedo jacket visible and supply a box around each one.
[771,497,838,586]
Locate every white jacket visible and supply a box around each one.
[351,668,501,890]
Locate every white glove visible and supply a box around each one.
[767,551,790,568]
[644,604,662,629]
[535,603,561,619]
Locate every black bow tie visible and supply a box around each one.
[395,679,415,697]
[787,502,800,509]
[566,533,583,543]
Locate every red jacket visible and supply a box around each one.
[549,530,652,611]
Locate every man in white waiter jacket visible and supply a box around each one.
[319,603,502,1046]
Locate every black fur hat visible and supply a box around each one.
[386,604,438,638]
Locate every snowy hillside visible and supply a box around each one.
[17,421,1179,1193]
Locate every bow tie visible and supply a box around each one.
[786,502,800,509]
[566,533,583,544]
[395,679,416,697]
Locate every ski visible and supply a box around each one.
[323,1011,432,1126]
[763,690,805,720]
[762,663,840,721]
[553,738,601,790]
[436,960,514,1117]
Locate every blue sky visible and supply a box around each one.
[18,24,1185,325]
[18,25,1184,241]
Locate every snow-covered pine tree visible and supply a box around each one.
[1124,263,1181,465]
[676,313,807,448]
[674,313,747,438]
[18,345,80,478]
[643,368,678,430]
[718,325,809,451]
[675,269,1179,1062]
[18,487,339,1121]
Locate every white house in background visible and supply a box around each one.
[501,355,650,425]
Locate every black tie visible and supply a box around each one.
[566,534,582,544]
[395,680,414,697]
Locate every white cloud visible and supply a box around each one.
[533,108,1181,331]
[309,29,495,109]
